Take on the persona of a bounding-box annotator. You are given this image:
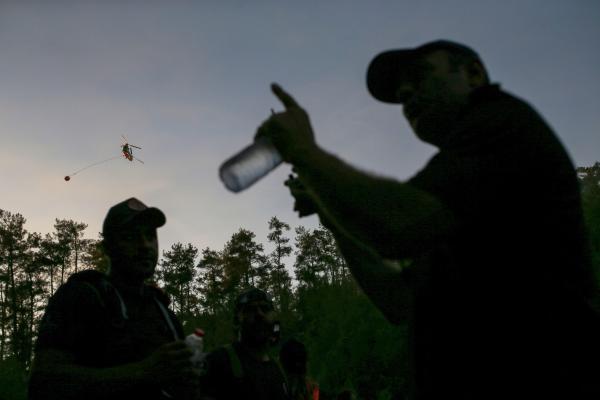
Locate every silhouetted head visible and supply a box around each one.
[234,288,277,347]
[280,338,308,375]
[367,40,489,147]
[102,197,165,283]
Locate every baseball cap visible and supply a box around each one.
[102,197,166,239]
[366,40,482,104]
[235,288,274,313]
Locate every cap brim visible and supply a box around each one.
[367,49,421,104]
[129,207,166,228]
[235,289,273,311]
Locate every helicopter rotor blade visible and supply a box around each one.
[133,156,144,164]
[129,144,142,149]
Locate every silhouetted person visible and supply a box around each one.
[28,198,195,400]
[199,288,289,400]
[257,40,600,398]
[279,338,319,400]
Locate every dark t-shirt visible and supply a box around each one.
[32,270,183,400]
[200,342,289,400]
[404,85,600,398]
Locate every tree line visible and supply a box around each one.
[0,211,405,398]
[1,162,599,399]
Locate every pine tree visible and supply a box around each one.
[19,232,47,367]
[80,233,108,273]
[196,247,225,316]
[293,226,327,290]
[157,242,199,318]
[266,217,293,313]
[0,211,30,364]
[51,219,88,285]
[313,224,349,286]
[221,229,266,296]
[577,162,600,280]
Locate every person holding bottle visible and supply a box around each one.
[253,40,600,398]
[28,198,197,400]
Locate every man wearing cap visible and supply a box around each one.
[29,198,196,400]
[199,287,289,400]
[256,40,600,398]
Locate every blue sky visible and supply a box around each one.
[1,1,598,257]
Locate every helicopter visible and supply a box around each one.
[64,135,144,181]
[121,135,144,163]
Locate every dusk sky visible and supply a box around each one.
[1,1,598,258]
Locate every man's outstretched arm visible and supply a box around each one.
[329,223,414,324]
[259,84,456,259]
[286,175,413,323]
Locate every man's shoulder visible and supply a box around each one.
[36,271,110,353]
[485,87,575,171]
[486,86,555,135]
[143,282,171,306]
[481,85,537,114]
[50,270,108,305]
[65,269,106,289]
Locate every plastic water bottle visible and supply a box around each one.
[185,328,205,373]
[160,330,205,397]
[219,136,283,192]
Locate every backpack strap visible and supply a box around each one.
[152,296,180,340]
[225,344,244,379]
[67,270,129,322]
[146,284,183,340]
[66,270,180,339]
[273,358,290,397]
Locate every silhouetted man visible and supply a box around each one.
[257,40,600,398]
[199,288,289,400]
[29,198,195,400]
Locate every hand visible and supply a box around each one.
[141,341,195,387]
[284,174,318,217]
[255,83,317,164]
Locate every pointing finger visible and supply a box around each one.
[271,83,300,110]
